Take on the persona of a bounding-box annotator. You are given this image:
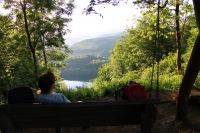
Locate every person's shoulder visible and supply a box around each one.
[52,92,64,96]
[55,93,71,103]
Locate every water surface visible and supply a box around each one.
[64,80,91,89]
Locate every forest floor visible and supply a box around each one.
[30,89,200,133]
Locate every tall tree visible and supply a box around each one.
[176,0,200,122]
[109,6,176,78]
[1,0,75,84]
[0,15,15,90]
[175,0,182,74]
[173,0,192,75]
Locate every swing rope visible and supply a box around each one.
[149,0,168,99]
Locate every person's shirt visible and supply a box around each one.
[35,92,71,103]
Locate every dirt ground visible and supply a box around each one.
[30,89,200,133]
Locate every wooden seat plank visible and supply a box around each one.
[0,99,160,133]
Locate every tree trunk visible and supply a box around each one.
[175,0,182,75]
[176,0,200,121]
[41,35,47,69]
[20,1,38,83]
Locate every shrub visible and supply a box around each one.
[58,87,96,102]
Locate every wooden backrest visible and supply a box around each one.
[0,99,160,129]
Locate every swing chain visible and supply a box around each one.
[149,0,167,99]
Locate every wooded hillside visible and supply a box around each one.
[60,33,124,81]
[69,34,123,57]
[60,55,108,81]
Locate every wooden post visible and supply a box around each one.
[0,113,15,133]
[141,104,155,133]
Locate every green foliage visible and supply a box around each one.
[56,81,68,91]
[182,27,198,69]
[91,2,195,94]
[58,87,96,102]
[92,80,118,96]
[159,52,177,75]
[194,74,200,88]
[0,0,75,94]
[119,71,141,84]
[159,75,183,90]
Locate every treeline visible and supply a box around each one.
[60,55,108,81]
[91,2,200,93]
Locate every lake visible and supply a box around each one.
[64,80,91,89]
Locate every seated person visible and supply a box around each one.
[36,71,70,133]
[36,71,70,103]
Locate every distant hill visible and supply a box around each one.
[65,33,98,45]
[69,32,125,57]
[60,55,109,81]
[61,32,125,81]
[65,30,126,45]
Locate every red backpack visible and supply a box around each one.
[124,83,147,100]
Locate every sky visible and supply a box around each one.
[65,0,141,43]
[0,1,141,44]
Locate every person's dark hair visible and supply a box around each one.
[38,71,56,93]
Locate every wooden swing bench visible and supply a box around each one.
[0,99,160,133]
